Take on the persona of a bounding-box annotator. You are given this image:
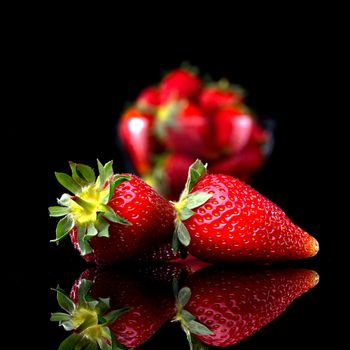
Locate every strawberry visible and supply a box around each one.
[175,267,319,348]
[52,267,176,349]
[199,79,244,115]
[214,105,254,155]
[136,85,160,113]
[118,107,156,175]
[159,67,201,103]
[248,119,270,147]
[49,160,175,264]
[171,160,319,262]
[162,154,197,198]
[145,153,196,200]
[156,101,213,158]
[209,144,265,179]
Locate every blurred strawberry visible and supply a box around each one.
[209,144,265,179]
[214,105,254,155]
[156,101,213,158]
[118,107,156,175]
[136,85,160,113]
[199,79,244,115]
[159,67,201,103]
[248,120,269,147]
[146,153,196,199]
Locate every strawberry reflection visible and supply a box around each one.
[51,264,318,349]
[182,267,319,348]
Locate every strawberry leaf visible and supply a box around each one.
[87,223,98,238]
[187,320,213,335]
[96,219,110,238]
[69,162,96,187]
[183,327,194,350]
[110,175,131,199]
[192,336,208,350]
[51,215,74,243]
[49,206,70,217]
[172,230,180,253]
[58,333,82,350]
[181,310,195,323]
[97,297,111,314]
[102,205,131,225]
[50,312,71,322]
[176,221,191,246]
[78,279,92,305]
[186,192,212,210]
[97,160,113,189]
[97,327,112,350]
[178,287,191,307]
[55,172,81,194]
[85,342,98,350]
[180,207,195,221]
[172,278,179,297]
[61,320,75,331]
[54,288,75,314]
[57,193,72,206]
[77,224,92,256]
[183,159,207,197]
[103,307,130,326]
[76,163,96,183]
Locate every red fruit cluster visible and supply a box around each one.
[118,65,272,199]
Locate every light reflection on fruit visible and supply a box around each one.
[51,263,318,349]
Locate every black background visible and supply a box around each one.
[8,16,342,349]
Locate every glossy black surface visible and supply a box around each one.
[38,34,335,348]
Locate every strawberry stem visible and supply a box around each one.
[171,160,212,253]
[49,160,132,255]
[51,280,130,350]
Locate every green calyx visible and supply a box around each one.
[51,279,130,350]
[209,78,246,97]
[155,99,185,138]
[172,281,212,350]
[49,160,131,256]
[171,160,212,253]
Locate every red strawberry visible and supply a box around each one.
[248,120,270,147]
[209,144,265,179]
[145,153,196,200]
[156,101,213,158]
[214,105,254,155]
[171,160,319,262]
[49,160,175,264]
[52,267,176,349]
[162,154,197,198]
[118,107,156,175]
[176,267,319,348]
[159,67,201,103]
[136,85,160,113]
[199,79,244,115]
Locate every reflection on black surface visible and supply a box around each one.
[51,263,319,349]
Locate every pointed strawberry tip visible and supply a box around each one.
[311,270,320,286]
[309,236,319,257]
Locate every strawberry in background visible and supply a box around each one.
[117,64,273,199]
[159,67,201,103]
[198,79,244,115]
